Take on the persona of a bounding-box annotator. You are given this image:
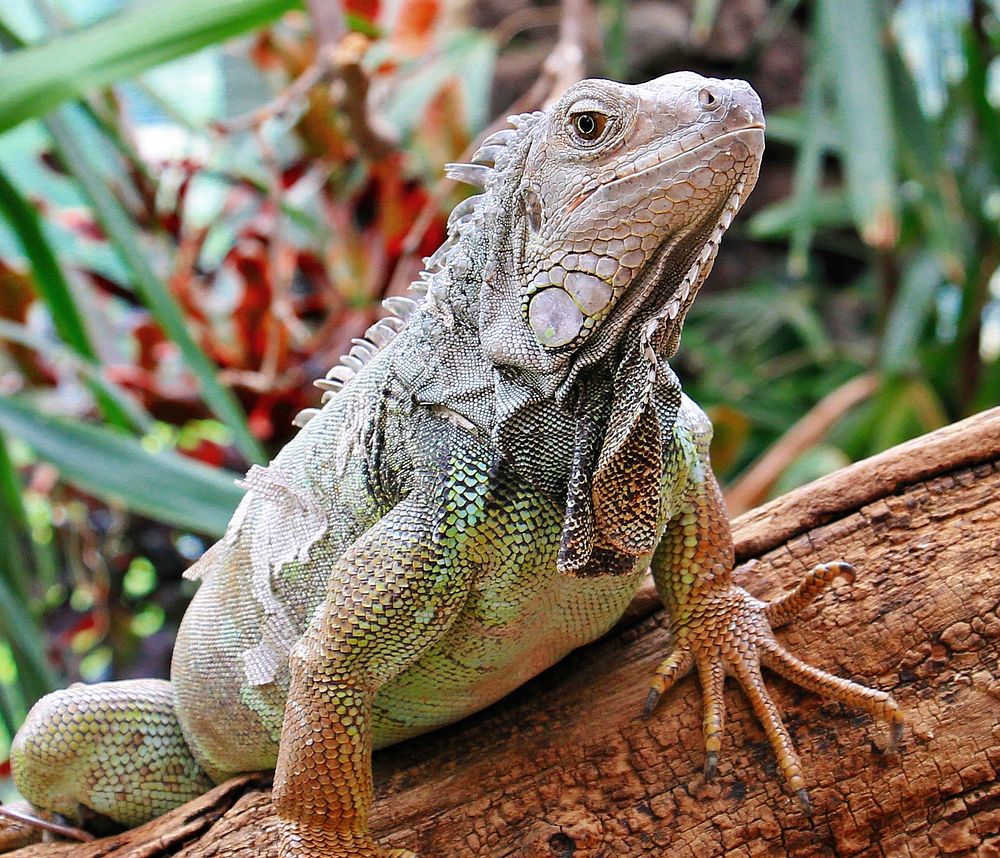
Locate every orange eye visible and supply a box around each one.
[571,111,607,141]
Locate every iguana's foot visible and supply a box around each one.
[644,561,904,811]
[278,822,417,857]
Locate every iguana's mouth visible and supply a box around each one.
[556,157,759,400]
[563,126,764,217]
[607,125,765,190]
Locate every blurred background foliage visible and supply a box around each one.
[0,0,996,792]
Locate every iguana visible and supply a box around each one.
[3,72,903,857]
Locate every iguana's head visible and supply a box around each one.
[465,72,764,395]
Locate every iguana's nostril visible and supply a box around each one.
[698,87,719,109]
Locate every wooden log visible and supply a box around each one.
[12,408,1000,857]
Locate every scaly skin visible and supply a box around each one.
[5,73,902,857]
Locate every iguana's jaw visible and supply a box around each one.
[571,123,764,369]
[477,72,765,397]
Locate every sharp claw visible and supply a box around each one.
[642,687,661,718]
[795,788,813,817]
[704,750,719,781]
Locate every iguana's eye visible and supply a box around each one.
[570,111,607,141]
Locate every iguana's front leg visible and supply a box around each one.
[273,432,491,858]
[646,409,904,810]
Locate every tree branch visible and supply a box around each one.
[12,408,999,856]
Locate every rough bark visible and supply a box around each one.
[13,408,1000,857]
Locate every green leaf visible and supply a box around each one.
[886,41,966,283]
[880,251,941,375]
[763,110,842,151]
[44,109,267,463]
[0,431,55,709]
[0,0,300,133]
[0,168,91,356]
[785,53,828,278]
[0,431,28,536]
[817,0,898,248]
[748,189,852,239]
[0,576,56,708]
[0,396,244,537]
[963,22,1000,181]
[601,0,628,81]
[0,674,22,742]
[0,164,138,429]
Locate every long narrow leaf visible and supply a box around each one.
[786,51,827,278]
[0,432,28,534]
[963,24,1000,180]
[44,110,267,463]
[748,189,851,240]
[0,319,154,431]
[0,396,244,537]
[761,110,842,151]
[0,168,92,357]
[880,251,941,375]
[0,432,30,604]
[886,42,965,283]
[0,0,299,133]
[0,165,137,429]
[0,577,56,708]
[0,674,22,740]
[817,0,898,249]
[0,20,158,196]
[601,0,628,82]
[0,431,55,708]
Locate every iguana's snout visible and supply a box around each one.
[477,72,764,379]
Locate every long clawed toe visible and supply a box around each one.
[733,657,813,813]
[766,561,855,629]
[696,658,725,781]
[642,646,694,717]
[759,638,905,757]
[642,568,903,815]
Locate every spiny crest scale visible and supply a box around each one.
[293,297,417,427]
[294,110,542,429]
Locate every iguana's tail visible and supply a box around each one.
[9,678,214,838]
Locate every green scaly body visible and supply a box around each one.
[5,73,903,858]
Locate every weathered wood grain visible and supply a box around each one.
[13,408,1000,857]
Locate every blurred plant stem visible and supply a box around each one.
[44,110,267,463]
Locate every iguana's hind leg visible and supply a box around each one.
[10,679,214,830]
